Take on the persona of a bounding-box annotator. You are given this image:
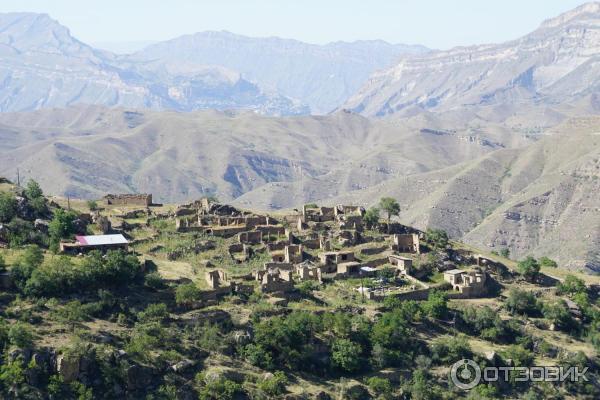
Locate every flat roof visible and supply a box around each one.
[76,234,128,246]
[444,269,464,275]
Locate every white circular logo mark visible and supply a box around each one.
[450,359,481,390]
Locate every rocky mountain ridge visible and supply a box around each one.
[343,2,600,117]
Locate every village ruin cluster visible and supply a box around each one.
[57,194,495,307]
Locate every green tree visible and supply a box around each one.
[331,338,363,373]
[0,191,17,223]
[48,209,77,251]
[423,290,448,319]
[370,308,414,367]
[499,248,510,258]
[379,197,400,231]
[0,254,5,272]
[363,207,380,229]
[24,180,43,200]
[517,256,540,282]
[11,244,44,291]
[425,229,449,250]
[505,288,539,316]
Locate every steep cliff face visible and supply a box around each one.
[343,3,600,117]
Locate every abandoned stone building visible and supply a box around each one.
[334,205,366,218]
[104,194,152,207]
[443,268,487,296]
[388,254,413,275]
[295,262,322,282]
[205,269,230,289]
[238,230,262,245]
[284,245,303,264]
[319,250,355,266]
[302,205,335,223]
[391,234,420,253]
[256,268,295,293]
[337,261,362,276]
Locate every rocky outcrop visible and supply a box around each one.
[344,3,600,117]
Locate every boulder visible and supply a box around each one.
[57,354,80,383]
[34,219,49,234]
[170,359,196,373]
[126,364,153,391]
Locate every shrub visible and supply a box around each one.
[363,207,380,228]
[86,200,98,211]
[197,373,243,400]
[0,254,5,272]
[144,272,165,290]
[175,283,202,307]
[543,300,576,332]
[257,371,288,396]
[331,338,363,373]
[0,192,17,223]
[137,303,169,324]
[557,275,587,296]
[8,322,34,348]
[539,256,558,268]
[505,288,539,316]
[11,245,44,290]
[23,250,141,297]
[430,336,471,365]
[499,248,510,258]
[517,256,540,282]
[425,229,449,250]
[366,376,393,399]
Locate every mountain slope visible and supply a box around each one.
[0,13,306,115]
[343,2,600,117]
[0,104,524,203]
[322,117,600,271]
[129,31,428,114]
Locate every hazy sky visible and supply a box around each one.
[2,0,591,52]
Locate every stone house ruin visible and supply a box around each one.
[284,245,303,264]
[302,205,336,223]
[337,261,362,276]
[388,255,413,275]
[256,268,295,293]
[104,194,152,207]
[392,234,420,253]
[238,230,262,245]
[205,270,230,289]
[443,268,487,296]
[319,250,355,266]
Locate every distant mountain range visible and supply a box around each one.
[0,13,426,115]
[1,4,600,270]
[344,2,600,117]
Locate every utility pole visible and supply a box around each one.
[16,168,20,187]
[67,196,71,210]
